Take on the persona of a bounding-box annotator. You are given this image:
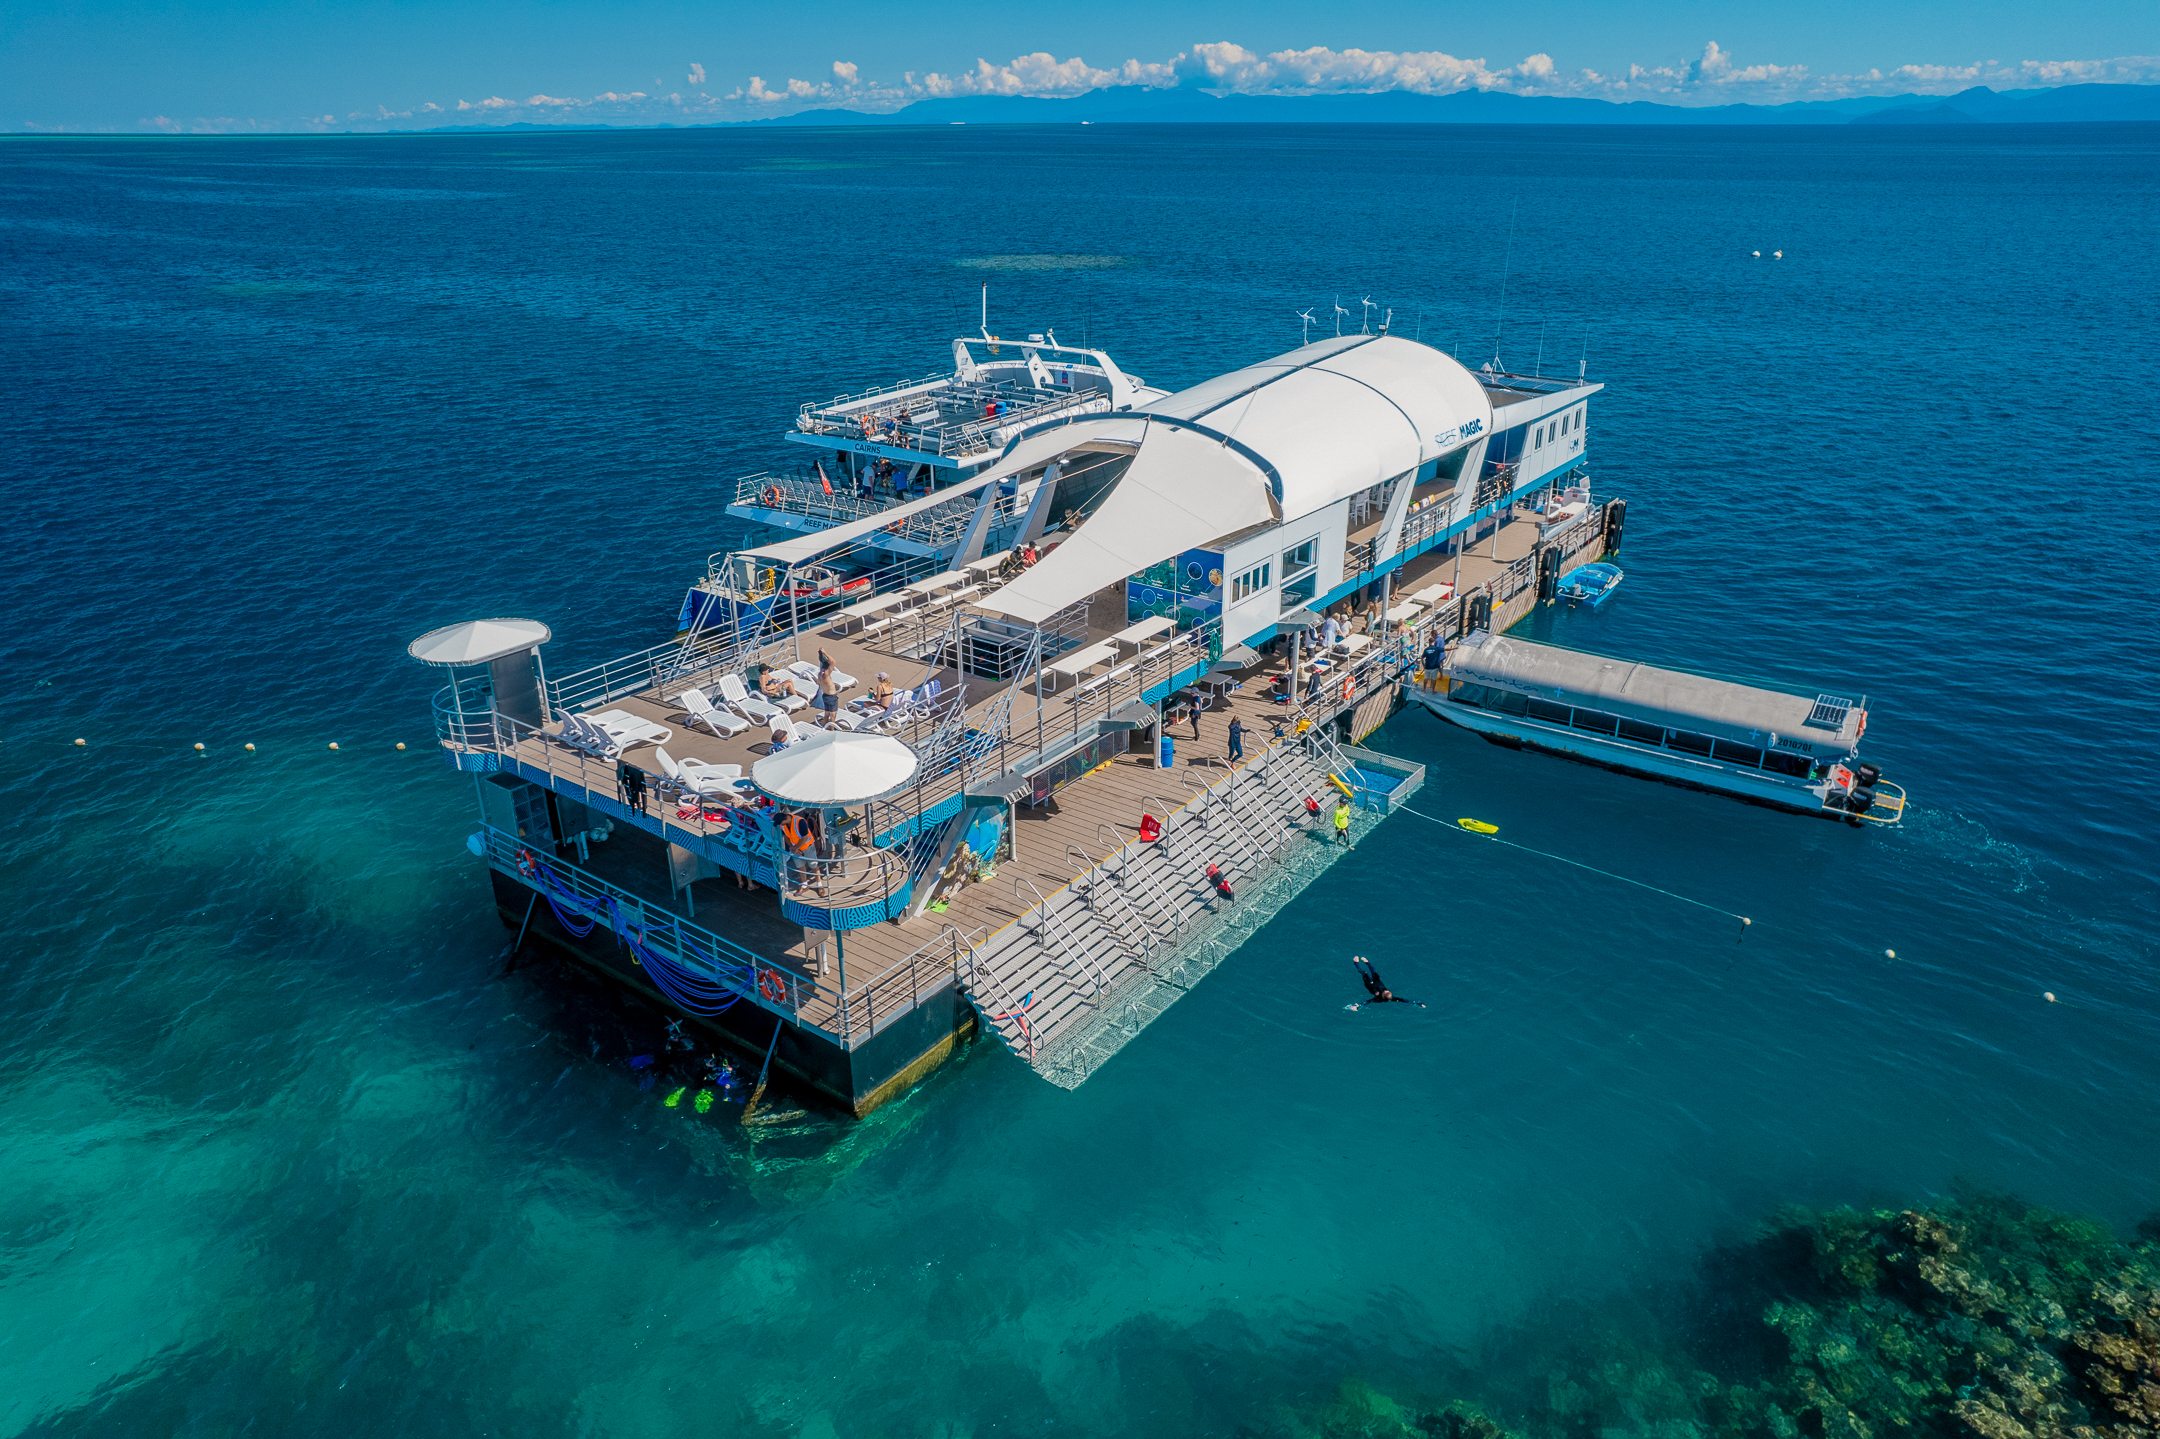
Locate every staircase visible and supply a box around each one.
[958,733,1419,1089]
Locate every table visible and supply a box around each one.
[1110,615,1174,656]
[1336,634,1373,658]
[960,554,1008,580]
[1044,639,1117,692]
[830,591,906,634]
[902,573,961,597]
[1407,582,1455,607]
[1384,601,1426,625]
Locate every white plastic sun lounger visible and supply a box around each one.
[655,748,743,800]
[588,709,673,748]
[556,712,621,759]
[677,688,750,738]
[787,660,859,692]
[716,673,782,724]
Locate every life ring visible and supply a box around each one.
[761,485,781,506]
[515,848,535,877]
[758,966,786,1004]
[1856,711,1867,738]
[1340,674,1355,702]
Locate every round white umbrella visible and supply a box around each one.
[751,730,919,806]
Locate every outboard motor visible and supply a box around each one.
[1846,787,1877,816]
[1855,762,1881,788]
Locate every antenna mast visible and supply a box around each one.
[1493,194,1518,369]
[980,283,989,337]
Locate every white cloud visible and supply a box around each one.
[245,40,2160,134]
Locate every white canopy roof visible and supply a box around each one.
[749,729,920,805]
[975,335,1489,624]
[407,618,552,667]
[982,419,1278,624]
[1143,334,1494,523]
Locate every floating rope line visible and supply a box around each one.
[1400,804,1753,935]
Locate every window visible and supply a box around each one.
[1450,683,1492,707]
[1571,709,1620,736]
[1493,690,1529,716]
[1525,698,1572,725]
[1229,561,1272,604]
[1763,750,1813,778]
[1280,538,1318,575]
[1667,729,1714,756]
[1712,739,1766,768]
[1617,718,1664,745]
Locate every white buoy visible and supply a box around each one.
[1741,917,1752,928]
[193,742,205,752]
[1752,250,1761,258]
[328,741,340,751]
[73,737,86,747]
[395,741,407,752]
[1773,249,1784,259]
[1885,948,1897,959]
[2044,991,2057,1003]
[244,742,256,752]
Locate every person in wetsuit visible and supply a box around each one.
[1349,954,1424,1010]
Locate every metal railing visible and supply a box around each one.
[432,675,498,754]
[774,841,909,914]
[799,378,1110,459]
[1012,873,1105,999]
[839,924,971,1040]
[479,824,813,1020]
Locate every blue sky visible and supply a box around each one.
[6,0,2158,132]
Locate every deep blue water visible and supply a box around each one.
[2,125,2157,1436]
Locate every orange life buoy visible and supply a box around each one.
[758,966,786,1004]
[515,848,535,877]
[762,485,781,506]
[1340,674,1355,702]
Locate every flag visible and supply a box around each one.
[814,461,833,497]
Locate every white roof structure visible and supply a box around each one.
[979,335,1494,624]
[750,730,921,805]
[1143,334,1494,522]
[407,618,552,667]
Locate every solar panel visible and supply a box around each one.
[1805,693,1855,730]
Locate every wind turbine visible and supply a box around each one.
[1359,296,1375,334]
[1332,296,1350,337]
[1297,308,1317,345]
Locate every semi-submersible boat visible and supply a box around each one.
[1412,632,1906,823]
[408,320,1893,1115]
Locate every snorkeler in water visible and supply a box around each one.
[1348,954,1424,1010]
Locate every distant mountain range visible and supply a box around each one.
[759,82,2160,127]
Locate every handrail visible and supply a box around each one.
[955,925,1040,1060]
[1011,873,1106,999]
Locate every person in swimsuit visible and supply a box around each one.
[1348,954,1423,1010]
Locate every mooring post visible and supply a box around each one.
[741,1016,786,1122]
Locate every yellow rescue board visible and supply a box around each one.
[1457,818,1499,835]
[1328,773,1354,797]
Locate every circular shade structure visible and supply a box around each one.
[751,730,920,807]
[408,618,552,667]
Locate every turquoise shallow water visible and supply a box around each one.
[2,125,2158,1435]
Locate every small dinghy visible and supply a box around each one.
[1557,561,1623,609]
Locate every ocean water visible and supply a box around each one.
[2,124,2157,1436]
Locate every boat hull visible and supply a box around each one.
[1406,687,1829,814]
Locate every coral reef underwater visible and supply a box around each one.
[1285,1195,2160,1439]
